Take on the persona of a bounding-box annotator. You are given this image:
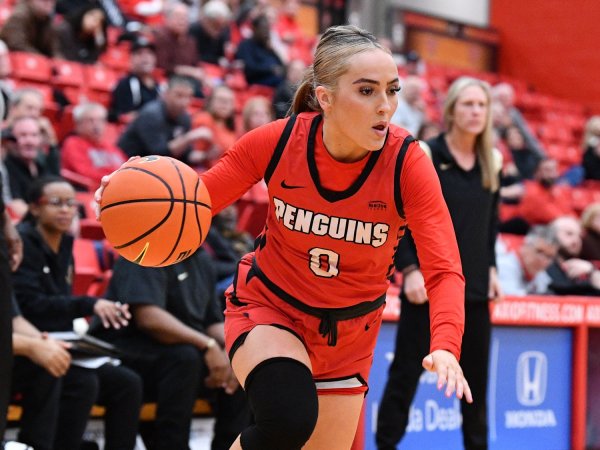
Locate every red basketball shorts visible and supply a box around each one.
[224,256,384,395]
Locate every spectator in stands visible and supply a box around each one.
[3,117,49,211]
[530,216,600,296]
[152,1,206,98]
[390,75,427,136]
[61,102,127,189]
[12,175,142,450]
[272,0,313,65]
[189,0,233,66]
[582,115,600,181]
[272,58,305,119]
[496,225,559,296]
[503,124,541,180]
[93,247,251,450]
[0,0,61,58]
[0,40,13,122]
[9,294,71,449]
[235,14,285,88]
[108,35,161,123]
[492,82,545,157]
[403,50,424,77]
[241,95,273,134]
[191,85,237,167]
[117,75,212,164]
[56,0,128,29]
[517,157,575,225]
[56,4,108,64]
[4,88,60,180]
[581,203,600,261]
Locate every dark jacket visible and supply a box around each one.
[12,221,97,331]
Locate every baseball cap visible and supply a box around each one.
[131,36,156,53]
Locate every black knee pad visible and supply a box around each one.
[241,357,318,450]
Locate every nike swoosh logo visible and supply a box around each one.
[280,180,304,189]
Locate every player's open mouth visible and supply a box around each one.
[372,123,388,137]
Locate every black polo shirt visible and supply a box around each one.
[100,248,223,350]
[396,133,499,303]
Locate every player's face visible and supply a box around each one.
[321,49,399,161]
[34,182,77,234]
[450,85,488,137]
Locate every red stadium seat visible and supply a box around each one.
[72,238,103,296]
[84,65,119,106]
[9,52,52,83]
[99,45,131,74]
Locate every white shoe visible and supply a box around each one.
[4,442,33,450]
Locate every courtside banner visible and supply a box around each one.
[366,323,463,450]
[488,327,572,450]
[490,296,600,326]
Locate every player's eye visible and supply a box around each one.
[359,87,374,96]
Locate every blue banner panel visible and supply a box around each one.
[365,324,572,450]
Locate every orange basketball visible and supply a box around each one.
[99,155,212,267]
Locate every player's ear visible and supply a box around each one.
[315,86,333,112]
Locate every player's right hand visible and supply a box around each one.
[404,269,428,304]
[94,156,141,219]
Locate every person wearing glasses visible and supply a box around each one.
[10,176,142,450]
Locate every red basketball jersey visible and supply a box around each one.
[254,112,410,308]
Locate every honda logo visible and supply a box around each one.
[516,351,547,406]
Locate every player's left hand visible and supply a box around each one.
[422,349,473,403]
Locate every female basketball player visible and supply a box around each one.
[97,25,472,450]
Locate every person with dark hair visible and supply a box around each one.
[97,25,472,449]
[56,4,108,64]
[377,76,503,450]
[12,176,142,450]
[93,246,251,450]
[108,36,161,123]
[234,14,286,87]
[117,75,213,163]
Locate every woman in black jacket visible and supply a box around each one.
[377,76,503,450]
[12,176,141,450]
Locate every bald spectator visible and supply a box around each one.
[0,0,61,58]
[108,35,161,123]
[60,103,127,189]
[152,1,206,97]
[189,0,233,66]
[492,82,545,157]
[496,225,559,296]
[390,75,427,136]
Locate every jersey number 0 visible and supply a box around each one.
[309,247,340,278]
